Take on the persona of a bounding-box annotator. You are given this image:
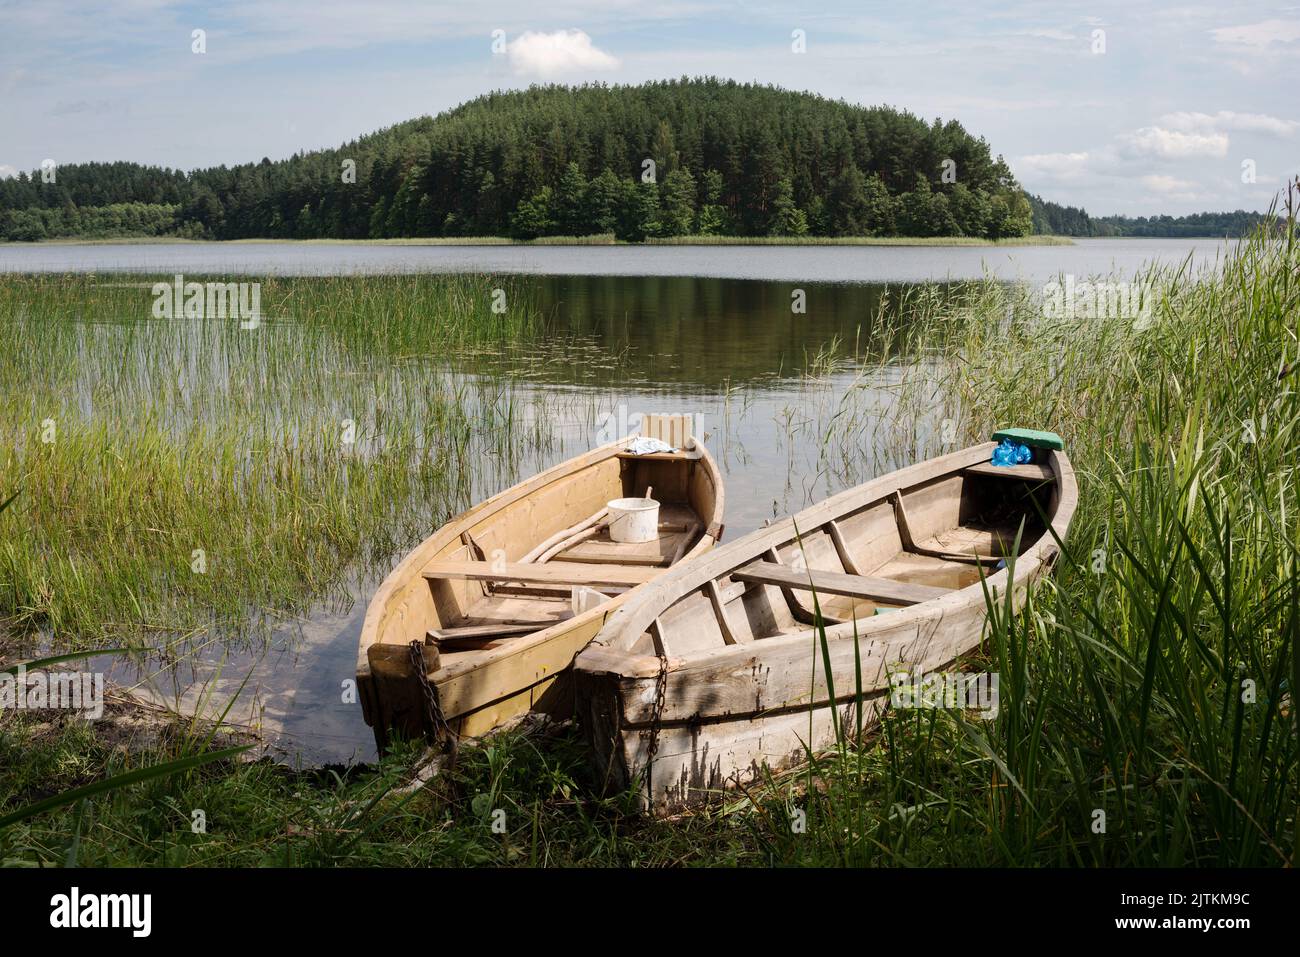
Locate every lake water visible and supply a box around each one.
[0,237,1234,283]
[32,237,1232,764]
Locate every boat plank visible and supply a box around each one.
[731,561,950,605]
[826,519,865,575]
[428,623,541,642]
[608,593,992,725]
[706,579,746,645]
[553,534,681,566]
[423,560,656,588]
[963,462,1055,482]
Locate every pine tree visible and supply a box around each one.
[658,169,697,236]
[554,163,590,235]
[767,177,808,236]
[585,169,625,235]
[618,180,660,241]
[827,165,868,235]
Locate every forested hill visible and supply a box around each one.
[0,78,1036,242]
[1028,192,1284,238]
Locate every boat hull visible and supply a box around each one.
[575,441,1077,813]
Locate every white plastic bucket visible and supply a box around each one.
[607,496,660,544]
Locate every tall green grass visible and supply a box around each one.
[742,188,1298,865]
[0,273,553,648]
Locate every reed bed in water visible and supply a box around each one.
[0,273,554,647]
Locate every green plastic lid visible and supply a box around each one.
[991,428,1064,451]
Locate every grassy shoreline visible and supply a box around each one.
[2,192,1296,866]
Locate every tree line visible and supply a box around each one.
[1028,193,1286,238]
[1,79,1035,242]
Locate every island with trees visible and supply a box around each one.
[0,78,1279,244]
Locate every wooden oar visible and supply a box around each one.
[518,507,608,564]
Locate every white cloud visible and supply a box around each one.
[1015,151,1094,181]
[1158,110,1298,137]
[1119,126,1229,159]
[1011,29,1076,41]
[506,30,620,78]
[1137,174,1207,203]
[1211,19,1300,52]
[0,165,17,179]
[1141,174,1196,193]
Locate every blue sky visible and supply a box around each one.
[1,0,1297,215]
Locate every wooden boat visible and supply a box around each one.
[574,433,1077,814]
[357,417,724,751]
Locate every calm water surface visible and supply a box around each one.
[1,237,1233,282]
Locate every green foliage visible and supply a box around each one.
[510,187,555,239]
[767,177,808,236]
[948,183,991,237]
[618,180,660,242]
[895,178,961,237]
[0,202,180,241]
[0,273,549,646]
[657,168,697,237]
[584,168,627,235]
[552,163,590,236]
[827,167,895,236]
[0,79,1035,241]
[987,191,1034,239]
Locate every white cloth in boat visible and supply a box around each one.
[624,436,677,455]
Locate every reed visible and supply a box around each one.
[0,273,553,649]
[742,186,1299,865]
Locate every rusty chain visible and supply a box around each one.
[409,640,457,752]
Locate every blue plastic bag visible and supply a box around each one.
[991,439,1032,467]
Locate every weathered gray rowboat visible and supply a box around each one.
[574,434,1077,814]
[357,416,724,751]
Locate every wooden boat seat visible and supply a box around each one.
[963,462,1055,482]
[553,534,683,566]
[614,450,703,462]
[428,623,545,649]
[731,561,951,606]
[423,560,658,588]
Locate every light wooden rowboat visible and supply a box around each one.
[357,424,724,751]
[573,437,1077,814]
